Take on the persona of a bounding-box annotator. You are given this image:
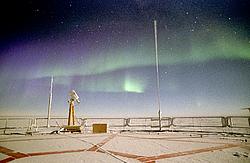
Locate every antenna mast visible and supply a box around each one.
[47,76,53,128]
[154,20,162,131]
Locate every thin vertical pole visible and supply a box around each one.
[47,76,53,128]
[154,20,162,131]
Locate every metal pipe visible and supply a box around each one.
[47,76,53,128]
[154,20,162,131]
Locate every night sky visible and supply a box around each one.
[0,0,250,117]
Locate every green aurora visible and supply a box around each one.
[33,25,250,77]
[8,24,250,93]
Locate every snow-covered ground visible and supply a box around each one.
[0,132,249,162]
[0,116,249,162]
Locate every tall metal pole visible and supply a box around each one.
[47,76,53,128]
[154,20,162,131]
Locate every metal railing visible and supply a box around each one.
[0,116,249,134]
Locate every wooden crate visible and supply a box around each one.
[92,124,107,133]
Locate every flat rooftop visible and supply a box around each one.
[0,132,249,163]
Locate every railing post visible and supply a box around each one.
[125,118,130,127]
[227,117,232,127]
[221,117,228,127]
[170,117,173,126]
[34,118,37,128]
[4,118,8,135]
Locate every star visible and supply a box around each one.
[34,8,40,12]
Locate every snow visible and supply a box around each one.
[0,132,249,162]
